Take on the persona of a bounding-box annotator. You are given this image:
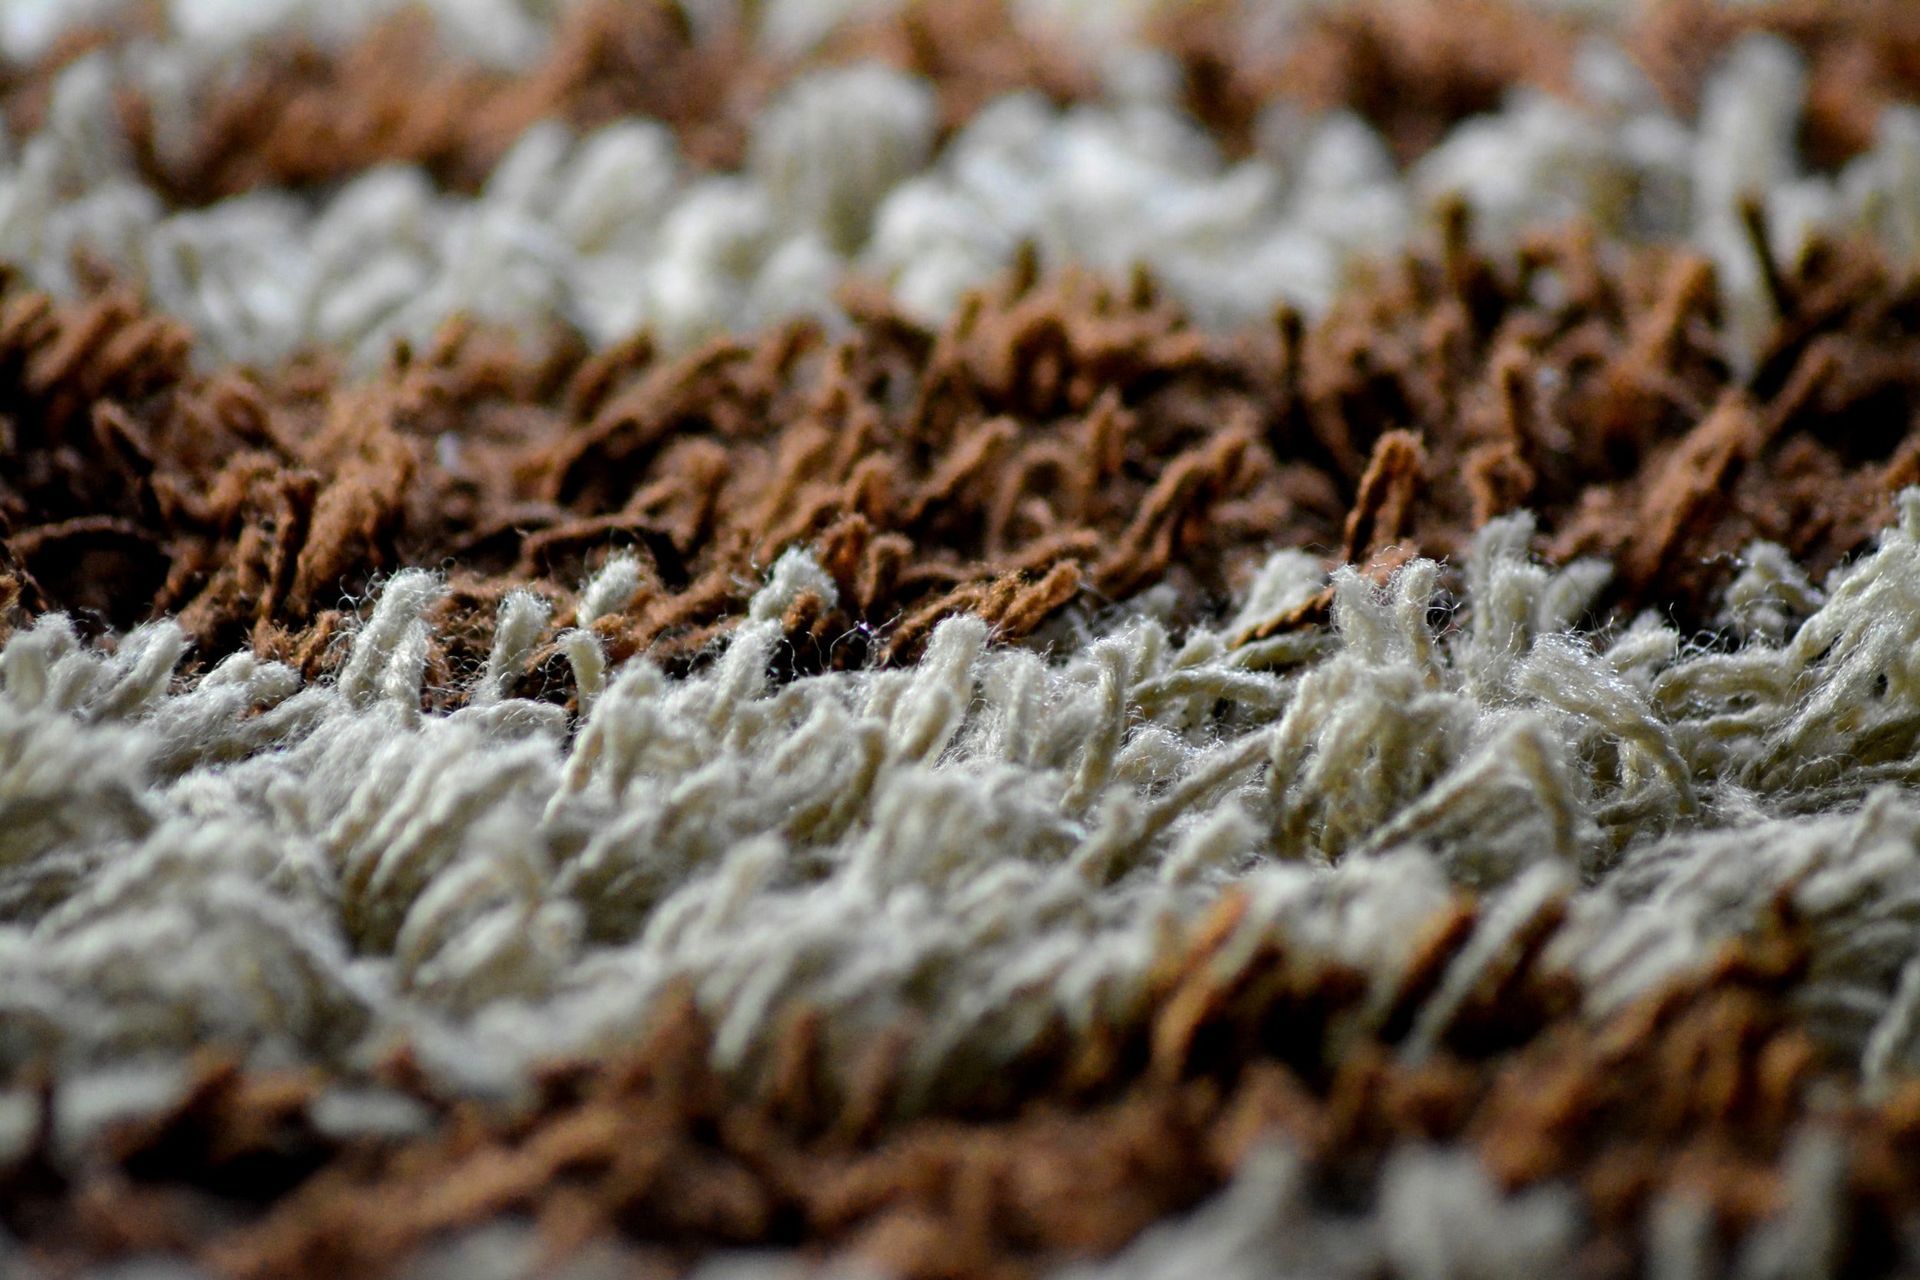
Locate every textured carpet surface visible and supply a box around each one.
[8,2,1920,1278]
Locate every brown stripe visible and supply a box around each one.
[92,0,1095,209]
[112,2,779,201]
[8,0,1915,221]
[1167,0,1920,174]
[5,225,1919,681]
[7,906,1919,1278]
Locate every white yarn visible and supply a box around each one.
[1,22,1916,367]
[8,509,1920,1271]
[3,7,1918,1276]
[1059,1120,1849,1280]
[9,493,1920,1124]
[752,64,937,255]
[1048,1141,1578,1280]
[2,0,556,67]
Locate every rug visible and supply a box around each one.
[6,1,1920,1276]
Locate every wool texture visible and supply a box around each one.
[7,3,1920,1279]
[0,1,1918,365]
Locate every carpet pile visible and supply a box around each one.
[8,2,1920,1277]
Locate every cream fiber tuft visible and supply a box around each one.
[9,497,1920,1138]
[1,9,1918,366]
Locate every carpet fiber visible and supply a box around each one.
[7,2,1920,1277]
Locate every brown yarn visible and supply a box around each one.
[1633,0,1920,171]
[3,0,1916,230]
[1163,0,1920,174]
[7,221,1920,683]
[86,0,1096,211]
[0,266,1320,679]
[7,7,1920,1278]
[7,902,1918,1279]
[1154,0,1579,165]
[1548,230,1920,611]
[817,0,1097,138]
[113,1,778,202]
